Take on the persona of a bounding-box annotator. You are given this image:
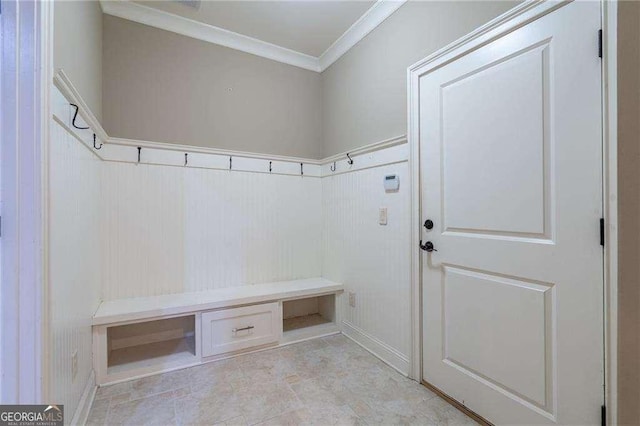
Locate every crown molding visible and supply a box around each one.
[100,0,406,73]
[318,0,407,71]
[100,0,321,72]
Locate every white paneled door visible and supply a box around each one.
[417,2,603,424]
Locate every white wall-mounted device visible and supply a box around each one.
[384,174,399,192]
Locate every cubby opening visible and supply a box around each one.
[107,315,196,374]
[282,294,337,342]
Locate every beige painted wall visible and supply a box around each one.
[320,1,518,157]
[617,1,640,423]
[54,0,103,120]
[102,15,323,159]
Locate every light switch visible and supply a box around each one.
[379,207,388,225]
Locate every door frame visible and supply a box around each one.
[407,0,619,423]
[0,0,53,403]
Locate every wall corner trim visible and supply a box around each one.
[318,0,407,71]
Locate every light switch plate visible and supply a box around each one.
[379,208,388,225]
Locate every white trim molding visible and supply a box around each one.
[0,0,52,404]
[320,136,408,177]
[342,321,410,376]
[602,1,618,424]
[100,0,320,72]
[70,372,96,426]
[318,0,406,71]
[99,0,405,73]
[53,69,407,179]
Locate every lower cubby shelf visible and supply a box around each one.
[283,312,332,331]
[105,314,198,378]
[107,335,197,375]
[281,294,338,344]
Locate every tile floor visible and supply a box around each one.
[87,334,476,425]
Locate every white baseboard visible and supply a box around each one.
[341,321,410,376]
[71,370,97,426]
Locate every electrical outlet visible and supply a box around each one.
[71,350,78,383]
[349,292,356,308]
[379,207,388,225]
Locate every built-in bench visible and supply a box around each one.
[92,278,343,385]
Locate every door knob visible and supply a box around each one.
[419,240,437,252]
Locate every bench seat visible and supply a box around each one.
[93,277,343,325]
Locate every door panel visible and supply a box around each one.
[442,42,549,237]
[419,2,603,424]
[443,266,553,407]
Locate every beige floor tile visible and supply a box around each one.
[231,350,297,388]
[188,358,245,392]
[86,398,109,426]
[92,334,475,426]
[175,384,245,425]
[106,390,177,426]
[214,416,248,426]
[94,382,133,401]
[290,376,352,410]
[278,339,329,359]
[254,405,365,426]
[253,409,313,426]
[129,368,192,400]
[235,380,304,425]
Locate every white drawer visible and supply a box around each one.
[201,302,281,357]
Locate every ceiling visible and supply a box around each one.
[101,0,406,71]
[134,1,376,57]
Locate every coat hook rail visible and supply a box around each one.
[70,104,89,130]
[137,147,141,163]
[346,153,354,165]
[330,161,336,172]
[93,133,102,150]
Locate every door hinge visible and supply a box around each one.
[598,29,603,58]
[601,405,606,426]
[600,218,605,247]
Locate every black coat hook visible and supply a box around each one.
[229,156,232,170]
[70,104,89,130]
[137,147,141,163]
[347,153,354,165]
[269,161,272,173]
[184,153,188,166]
[330,161,336,172]
[93,133,102,150]
[300,163,304,176]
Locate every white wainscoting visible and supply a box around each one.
[49,120,103,419]
[321,152,411,374]
[53,73,413,387]
[102,162,322,300]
